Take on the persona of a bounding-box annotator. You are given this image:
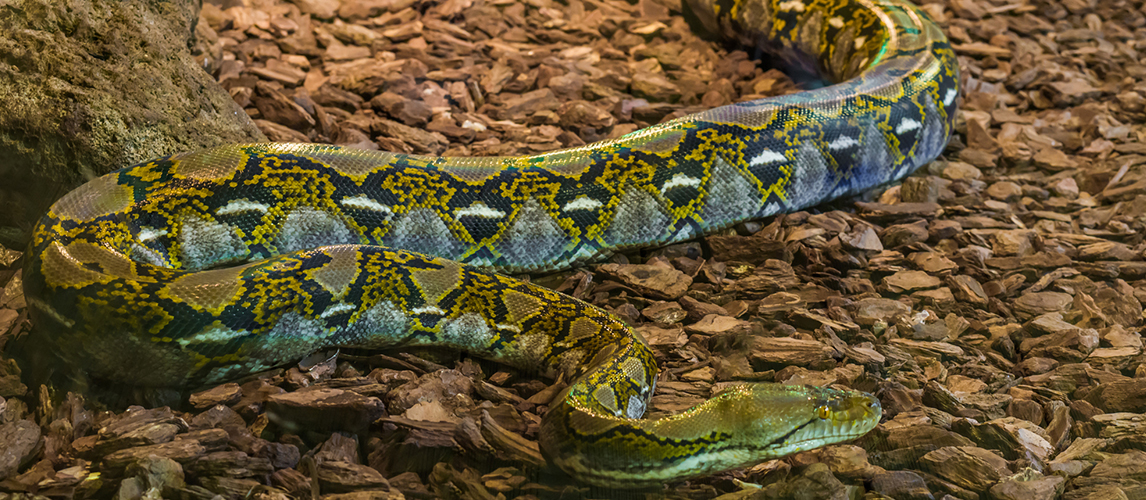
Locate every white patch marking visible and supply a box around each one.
[659,173,702,194]
[896,117,922,135]
[627,395,647,419]
[943,88,958,107]
[790,141,832,206]
[462,120,486,131]
[320,302,358,318]
[177,323,245,347]
[277,207,358,254]
[412,305,445,315]
[341,194,392,213]
[750,149,787,166]
[562,196,603,211]
[778,0,805,11]
[496,323,522,333]
[216,199,269,216]
[438,313,496,351]
[604,186,668,246]
[455,201,506,219]
[343,300,409,345]
[138,227,168,242]
[699,155,760,225]
[828,136,859,150]
[828,17,844,28]
[131,243,168,267]
[386,207,465,259]
[854,37,867,49]
[498,198,567,262]
[179,215,248,271]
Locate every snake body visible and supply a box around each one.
[22,0,956,488]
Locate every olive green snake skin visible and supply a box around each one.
[21,0,957,488]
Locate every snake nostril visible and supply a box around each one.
[865,398,883,416]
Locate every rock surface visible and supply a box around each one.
[0,0,265,247]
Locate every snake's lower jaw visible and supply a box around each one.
[758,390,882,458]
[543,384,882,488]
[731,384,882,456]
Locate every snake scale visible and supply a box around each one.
[21,0,957,488]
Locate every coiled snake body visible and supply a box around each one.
[23,0,957,488]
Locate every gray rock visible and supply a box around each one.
[0,0,264,246]
[0,419,42,480]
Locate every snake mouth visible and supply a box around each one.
[759,391,881,453]
[787,412,879,441]
[787,425,877,447]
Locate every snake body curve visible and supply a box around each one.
[22,0,957,488]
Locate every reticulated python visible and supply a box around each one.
[21,0,957,488]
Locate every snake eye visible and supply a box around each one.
[817,405,831,420]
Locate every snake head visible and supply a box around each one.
[545,382,882,488]
[715,383,882,458]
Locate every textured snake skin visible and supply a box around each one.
[21,0,956,487]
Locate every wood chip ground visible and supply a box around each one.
[2,0,1146,498]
